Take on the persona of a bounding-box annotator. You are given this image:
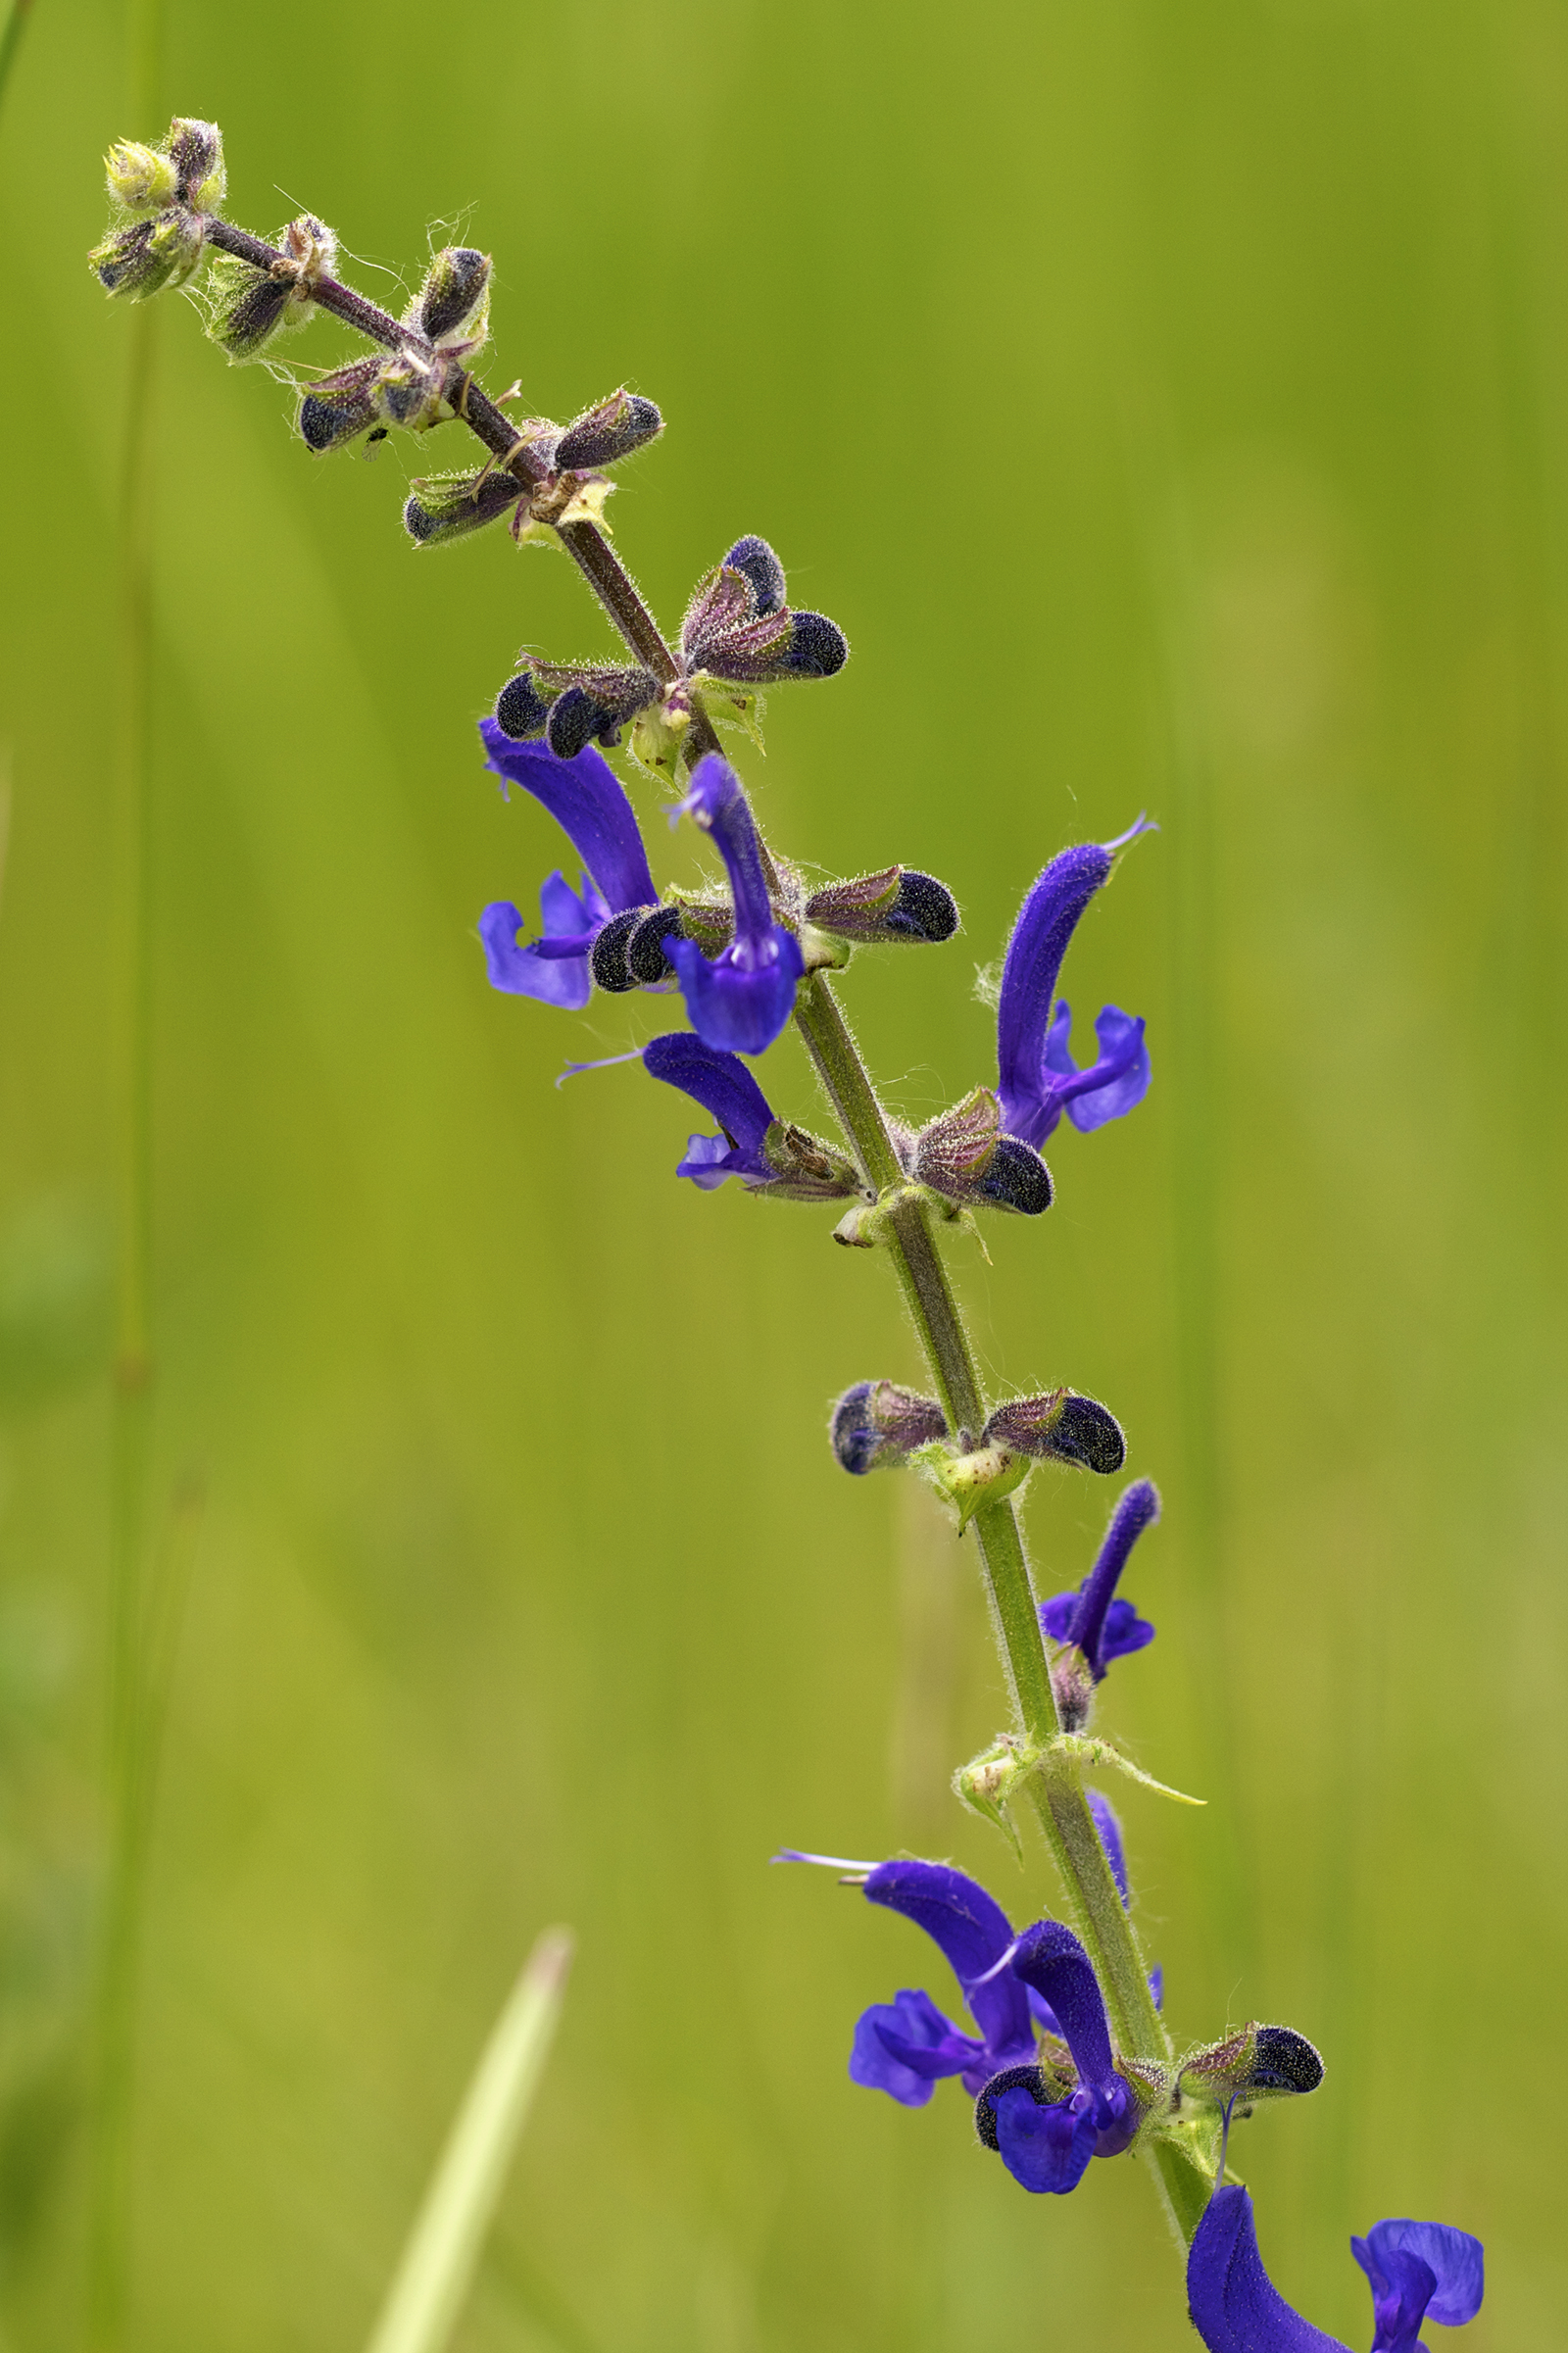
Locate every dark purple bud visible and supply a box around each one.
[1180,2025,1324,2111]
[914,1090,1004,1198]
[984,1392,1126,1474]
[886,871,958,941]
[587,907,648,993]
[209,268,292,358]
[781,611,849,676]
[542,667,661,760]
[804,867,959,947]
[723,534,786,616]
[90,208,205,301]
[555,390,663,471]
[974,1137,1053,1216]
[625,907,685,985]
[495,671,553,741]
[297,357,383,452]
[416,247,491,344]
[404,467,524,547]
[168,117,224,206]
[831,1381,948,1474]
[545,688,603,761]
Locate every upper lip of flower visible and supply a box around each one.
[994,826,1153,1150]
[1040,1478,1160,1683]
[662,755,805,1055]
[479,717,657,915]
[1188,2186,1485,2353]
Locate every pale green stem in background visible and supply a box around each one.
[365,1930,574,2353]
[0,0,36,123]
[86,4,164,2343]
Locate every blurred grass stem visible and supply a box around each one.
[87,4,164,2341]
[365,1930,573,2353]
[0,0,36,123]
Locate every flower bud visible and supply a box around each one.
[804,867,959,946]
[1179,2025,1324,2111]
[587,908,647,993]
[495,670,553,741]
[830,1380,948,1474]
[297,357,384,452]
[90,207,206,302]
[375,346,449,429]
[542,666,661,760]
[105,139,177,214]
[555,390,663,472]
[984,1392,1126,1474]
[722,534,786,617]
[403,467,525,547]
[168,118,225,210]
[974,1135,1053,1214]
[416,247,492,345]
[625,907,687,984]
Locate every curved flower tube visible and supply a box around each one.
[665,756,805,1054]
[1188,2187,1484,2353]
[996,822,1152,1149]
[775,1855,1036,2102]
[641,1032,777,1189]
[1041,1479,1159,1682]
[476,717,658,1006]
[974,1919,1137,2196]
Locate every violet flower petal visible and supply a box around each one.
[1045,1003,1152,1135]
[1006,1920,1133,2150]
[665,931,805,1056]
[863,1860,1032,2063]
[1088,1790,1129,1904]
[478,901,592,1009]
[479,717,657,913]
[850,1988,987,2105]
[1353,2221,1484,2340]
[990,2083,1100,2196]
[997,847,1113,1147]
[1071,1480,1160,1679]
[644,1032,777,1185]
[1189,2187,1352,2353]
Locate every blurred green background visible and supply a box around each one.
[0,0,1563,2343]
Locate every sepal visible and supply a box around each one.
[205,215,337,361]
[168,118,225,210]
[831,1381,948,1474]
[1178,2025,1324,2112]
[105,139,177,213]
[918,1442,1032,1530]
[90,207,206,301]
[413,246,491,346]
[804,866,959,945]
[759,1123,865,1203]
[404,466,527,546]
[984,1391,1126,1474]
[555,389,662,470]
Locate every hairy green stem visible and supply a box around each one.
[788,975,1178,2103]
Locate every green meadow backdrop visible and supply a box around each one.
[1,0,1563,2344]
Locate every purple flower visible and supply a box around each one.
[665,756,805,1054]
[641,1032,862,1201]
[642,1032,776,1189]
[975,1919,1138,2195]
[1041,1479,1159,1682]
[1188,2187,1484,2353]
[776,1855,1036,2102]
[996,823,1152,1151]
[476,718,657,1008]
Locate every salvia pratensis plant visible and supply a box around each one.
[90,118,1487,2346]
